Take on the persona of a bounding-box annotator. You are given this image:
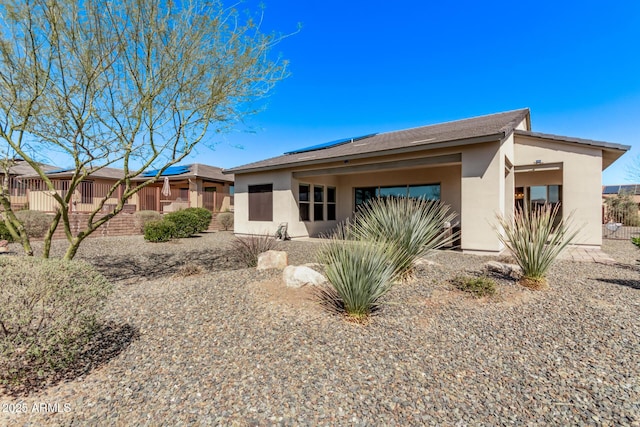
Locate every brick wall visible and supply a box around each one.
[43,211,228,240]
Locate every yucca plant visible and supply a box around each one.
[316,234,403,321]
[495,203,578,290]
[350,197,458,280]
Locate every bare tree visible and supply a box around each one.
[0,0,289,259]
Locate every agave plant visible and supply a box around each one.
[316,234,403,321]
[349,197,458,280]
[495,203,579,290]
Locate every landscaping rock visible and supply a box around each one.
[484,260,522,277]
[257,250,288,270]
[0,240,8,253]
[283,265,327,288]
[414,257,439,267]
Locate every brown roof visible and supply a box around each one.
[41,166,125,180]
[224,109,532,174]
[7,159,58,176]
[514,129,630,151]
[189,163,234,182]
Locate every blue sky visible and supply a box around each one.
[189,0,640,184]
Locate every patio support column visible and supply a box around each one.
[155,186,161,212]
[460,142,503,254]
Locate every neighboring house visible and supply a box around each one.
[602,184,640,223]
[224,109,629,254]
[1,159,58,210]
[133,163,234,213]
[9,162,234,214]
[29,166,128,213]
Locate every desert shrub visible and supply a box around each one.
[451,275,497,298]
[184,207,212,232]
[231,234,279,267]
[0,257,112,386]
[604,192,640,226]
[495,204,578,290]
[133,210,162,233]
[174,262,204,277]
[349,197,457,280]
[0,221,15,242]
[143,219,176,242]
[632,237,640,248]
[316,235,401,321]
[164,210,200,238]
[14,210,52,238]
[217,212,234,231]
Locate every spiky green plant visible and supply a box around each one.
[316,235,402,321]
[495,203,579,290]
[349,197,458,280]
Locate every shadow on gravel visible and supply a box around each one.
[89,249,245,283]
[1,322,139,397]
[595,277,640,290]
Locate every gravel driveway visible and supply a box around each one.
[1,233,639,426]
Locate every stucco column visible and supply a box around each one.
[460,142,504,253]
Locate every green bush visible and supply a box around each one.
[13,210,52,238]
[0,257,112,386]
[451,275,497,298]
[184,207,212,232]
[632,237,640,248]
[143,219,177,242]
[231,234,279,267]
[164,210,200,238]
[217,212,234,231]
[317,234,400,321]
[133,210,162,233]
[495,204,579,290]
[349,197,457,280]
[0,221,15,242]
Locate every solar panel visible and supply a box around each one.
[619,185,636,194]
[602,185,621,194]
[46,168,74,174]
[141,165,191,177]
[284,134,377,155]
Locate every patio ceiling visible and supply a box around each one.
[291,153,461,178]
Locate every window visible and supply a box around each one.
[379,186,407,198]
[529,185,561,209]
[519,185,562,226]
[327,187,336,221]
[248,184,273,221]
[355,184,441,209]
[408,184,440,200]
[80,181,94,203]
[299,184,310,221]
[314,186,324,221]
[355,187,377,209]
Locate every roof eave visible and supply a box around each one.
[224,132,505,175]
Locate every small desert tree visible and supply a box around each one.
[0,0,289,259]
[604,191,640,226]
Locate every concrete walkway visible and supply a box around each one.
[559,246,616,264]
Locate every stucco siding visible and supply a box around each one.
[514,135,603,246]
[461,141,504,253]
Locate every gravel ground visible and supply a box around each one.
[1,233,639,426]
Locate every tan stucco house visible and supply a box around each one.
[224,109,629,254]
[12,163,234,214]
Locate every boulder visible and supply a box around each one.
[484,261,522,277]
[256,250,288,270]
[283,265,327,288]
